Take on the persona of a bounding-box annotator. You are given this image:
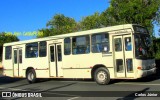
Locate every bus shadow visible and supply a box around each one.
[0,76,25,85]
[37,78,94,83]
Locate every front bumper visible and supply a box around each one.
[136,67,156,78]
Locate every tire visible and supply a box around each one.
[94,67,110,85]
[26,69,37,84]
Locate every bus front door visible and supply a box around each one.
[113,35,134,78]
[49,43,63,77]
[13,48,22,77]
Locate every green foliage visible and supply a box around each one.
[100,9,119,26]
[38,0,160,37]
[37,28,52,38]
[37,14,79,38]
[153,38,160,59]
[80,12,102,30]
[0,32,19,61]
[106,0,160,34]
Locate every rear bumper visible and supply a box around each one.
[136,67,156,78]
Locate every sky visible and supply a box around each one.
[0,0,159,41]
[0,0,109,40]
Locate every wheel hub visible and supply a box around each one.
[97,71,106,81]
[28,72,34,81]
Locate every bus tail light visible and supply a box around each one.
[137,66,142,70]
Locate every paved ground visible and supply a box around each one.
[0,67,159,100]
[0,73,160,100]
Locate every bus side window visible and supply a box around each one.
[39,41,47,57]
[92,33,109,53]
[64,38,71,55]
[25,42,38,58]
[5,46,12,60]
[72,35,90,54]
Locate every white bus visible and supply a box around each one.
[2,24,156,85]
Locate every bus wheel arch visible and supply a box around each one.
[26,67,37,84]
[91,65,110,85]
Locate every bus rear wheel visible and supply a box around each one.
[94,67,110,85]
[26,69,37,84]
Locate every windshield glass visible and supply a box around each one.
[134,34,154,59]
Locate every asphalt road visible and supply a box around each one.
[0,73,160,100]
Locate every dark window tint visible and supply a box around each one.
[116,59,123,72]
[19,49,22,63]
[57,45,62,61]
[114,38,122,51]
[5,46,12,59]
[92,33,109,53]
[72,35,90,54]
[26,42,38,58]
[126,59,133,72]
[39,41,47,57]
[64,38,71,55]
[14,50,17,64]
[50,46,54,62]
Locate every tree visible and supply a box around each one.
[37,28,52,38]
[80,12,102,30]
[0,32,19,61]
[100,9,119,27]
[104,0,160,34]
[37,14,78,38]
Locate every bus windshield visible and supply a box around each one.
[134,34,154,59]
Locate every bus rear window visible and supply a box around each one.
[5,46,12,60]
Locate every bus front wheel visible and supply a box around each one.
[26,69,37,84]
[94,67,110,85]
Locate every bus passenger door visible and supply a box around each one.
[113,36,125,77]
[123,35,134,78]
[49,43,63,77]
[13,48,22,77]
[113,35,134,78]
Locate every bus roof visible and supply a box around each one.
[3,24,138,46]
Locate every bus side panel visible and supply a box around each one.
[62,53,115,79]
[24,57,50,78]
[2,47,14,77]
[90,54,115,78]
[63,69,91,78]
[35,70,50,78]
[3,69,13,77]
